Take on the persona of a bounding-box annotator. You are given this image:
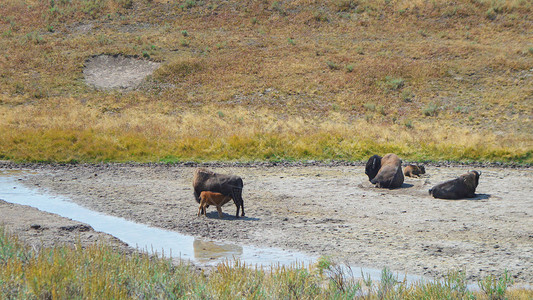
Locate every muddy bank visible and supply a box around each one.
[0,199,130,253]
[0,163,531,285]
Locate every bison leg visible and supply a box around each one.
[234,193,244,217]
[198,198,206,217]
[201,204,210,215]
[216,206,223,218]
[236,196,245,217]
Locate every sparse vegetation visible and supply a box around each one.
[423,103,439,117]
[345,64,354,72]
[1,227,531,299]
[364,103,376,111]
[326,61,340,70]
[0,0,531,164]
[381,76,405,92]
[287,37,295,45]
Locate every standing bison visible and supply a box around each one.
[193,168,245,217]
[365,153,404,188]
[429,171,481,199]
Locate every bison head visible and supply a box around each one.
[468,170,481,189]
[418,165,426,174]
[365,155,381,181]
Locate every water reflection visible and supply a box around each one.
[0,171,314,267]
[193,239,243,263]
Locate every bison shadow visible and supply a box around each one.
[202,211,260,221]
[438,193,491,201]
[359,182,414,189]
[467,193,491,201]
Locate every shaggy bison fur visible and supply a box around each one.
[429,171,481,199]
[193,168,245,217]
[365,153,404,189]
[198,191,233,218]
[404,164,426,178]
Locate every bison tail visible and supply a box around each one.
[428,188,433,195]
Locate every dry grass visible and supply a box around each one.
[2,226,532,299]
[0,0,531,163]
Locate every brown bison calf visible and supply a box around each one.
[404,165,426,178]
[198,191,233,218]
[429,171,481,199]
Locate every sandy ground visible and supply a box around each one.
[0,162,531,286]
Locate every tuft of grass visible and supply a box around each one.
[380,76,405,92]
[345,64,354,72]
[363,103,376,111]
[423,102,439,117]
[478,269,514,299]
[326,61,340,70]
[401,89,414,102]
[377,105,386,115]
[24,31,44,44]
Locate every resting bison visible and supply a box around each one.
[365,153,404,188]
[429,171,481,199]
[198,191,232,218]
[404,164,426,178]
[193,168,245,217]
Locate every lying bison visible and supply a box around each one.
[404,164,426,178]
[365,153,404,188]
[193,168,245,217]
[429,170,481,199]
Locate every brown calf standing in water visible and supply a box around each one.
[198,191,233,218]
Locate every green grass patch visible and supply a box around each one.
[0,124,530,164]
[1,226,531,299]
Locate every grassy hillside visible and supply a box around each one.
[0,0,531,163]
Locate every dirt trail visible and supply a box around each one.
[0,163,531,285]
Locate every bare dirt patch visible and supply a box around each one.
[83,55,160,90]
[1,163,531,285]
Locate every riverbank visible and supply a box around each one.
[1,162,531,286]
